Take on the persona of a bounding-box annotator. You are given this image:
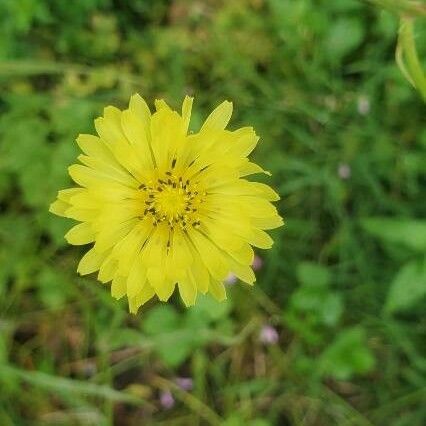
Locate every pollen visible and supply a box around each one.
[140,172,204,229]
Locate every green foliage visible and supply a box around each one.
[285,262,344,344]
[319,327,375,380]
[140,296,233,367]
[363,218,426,313]
[362,218,426,252]
[385,258,426,313]
[0,0,425,424]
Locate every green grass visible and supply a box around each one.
[0,0,425,425]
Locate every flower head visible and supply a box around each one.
[50,95,283,313]
[259,324,279,345]
[159,390,175,410]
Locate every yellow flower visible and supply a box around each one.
[50,95,283,313]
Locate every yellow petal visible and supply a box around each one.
[249,228,274,249]
[238,160,271,177]
[227,127,259,158]
[68,164,138,188]
[65,222,95,245]
[228,259,256,285]
[211,180,279,201]
[147,268,175,301]
[127,252,148,297]
[229,243,254,266]
[121,109,155,171]
[150,108,186,171]
[76,134,117,166]
[98,256,117,283]
[242,197,278,218]
[209,279,227,301]
[128,283,155,314]
[77,248,105,275]
[252,215,284,230]
[115,220,153,275]
[57,188,84,202]
[201,100,233,131]
[77,155,131,184]
[170,229,193,269]
[65,206,98,221]
[129,94,151,129]
[187,245,209,294]
[181,95,194,132]
[154,99,172,112]
[69,191,100,209]
[94,114,148,182]
[189,230,228,281]
[178,272,197,306]
[94,219,138,253]
[111,275,127,299]
[49,199,69,217]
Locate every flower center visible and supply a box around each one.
[139,172,204,230]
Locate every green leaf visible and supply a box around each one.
[325,18,364,62]
[321,293,344,326]
[37,267,69,309]
[319,327,375,380]
[362,218,426,252]
[187,294,232,323]
[142,306,193,367]
[296,262,331,287]
[142,305,180,335]
[385,258,426,314]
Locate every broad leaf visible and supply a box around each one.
[385,258,426,314]
[362,218,426,252]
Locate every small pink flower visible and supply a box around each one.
[259,325,279,345]
[252,255,263,271]
[175,377,193,391]
[225,272,237,285]
[160,390,175,410]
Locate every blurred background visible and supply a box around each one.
[0,0,425,425]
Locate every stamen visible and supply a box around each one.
[138,173,204,230]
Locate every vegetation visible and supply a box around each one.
[0,0,425,425]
